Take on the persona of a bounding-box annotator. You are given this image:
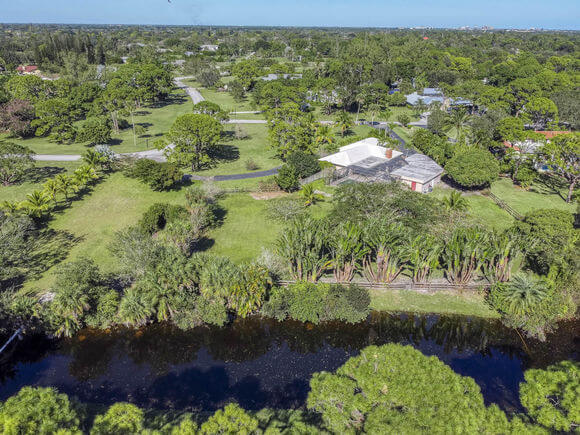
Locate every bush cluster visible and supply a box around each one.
[124,158,182,191]
[263,282,370,324]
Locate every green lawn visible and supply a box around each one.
[0,162,82,203]
[208,192,331,263]
[25,173,186,291]
[2,89,192,155]
[207,193,282,263]
[195,124,281,177]
[199,87,256,112]
[369,288,499,318]
[491,177,576,215]
[432,186,514,231]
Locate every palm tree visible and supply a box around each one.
[1,200,20,215]
[381,107,392,124]
[82,149,106,169]
[52,287,90,337]
[354,91,366,123]
[367,103,382,125]
[300,183,324,207]
[335,111,353,137]
[74,165,99,189]
[55,174,77,202]
[492,274,549,316]
[441,227,488,285]
[228,265,272,318]
[22,190,51,218]
[444,109,471,140]
[362,220,409,284]
[407,235,442,284]
[315,124,335,148]
[276,216,331,282]
[485,232,523,283]
[329,222,368,283]
[442,191,468,211]
[43,178,60,206]
[118,288,153,327]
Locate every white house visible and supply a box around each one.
[320,138,443,193]
[200,44,219,52]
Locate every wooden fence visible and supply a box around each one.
[299,167,336,185]
[277,280,489,293]
[487,192,524,220]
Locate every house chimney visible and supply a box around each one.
[385,148,393,159]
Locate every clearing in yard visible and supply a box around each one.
[491,177,576,215]
[0,162,82,203]
[369,288,499,318]
[25,173,185,290]
[1,89,191,155]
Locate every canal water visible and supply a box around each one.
[1,312,578,413]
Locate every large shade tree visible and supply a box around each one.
[0,141,35,186]
[0,387,80,434]
[540,132,579,203]
[165,113,222,171]
[445,148,500,188]
[307,344,532,433]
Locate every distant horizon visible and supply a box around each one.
[1,22,579,32]
[1,0,579,31]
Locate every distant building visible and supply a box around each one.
[406,87,473,110]
[16,65,39,75]
[200,44,219,52]
[260,73,303,81]
[319,137,443,193]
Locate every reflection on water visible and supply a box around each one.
[0,312,578,413]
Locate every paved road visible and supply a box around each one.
[174,76,205,104]
[34,146,171,162]
[185,166,280,182]
[34,154,82,162]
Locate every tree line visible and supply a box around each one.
[0,344,576,433]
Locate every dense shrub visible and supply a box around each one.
[286,151,321,178]
[275,164,300,191]
[0,387,80,434]
[445,148,500,188]
[513,208,577,275]
[124,158,182,191]
[137,203,188,234]
[263,282,370,324]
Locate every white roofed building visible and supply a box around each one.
[320,138,443,193]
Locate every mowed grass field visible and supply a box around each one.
[0,162,82,203]
[25,173,186,290]
[195,124,281,176]
[369,289,499,318]
[491,177,576,215]
[1,89,192,155]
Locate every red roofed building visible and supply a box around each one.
[503,131,571,153]
[16,65,39,75]
[534,130,571,140]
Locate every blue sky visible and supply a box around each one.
[1,0,579,29]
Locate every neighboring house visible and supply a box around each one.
[406,87,473,110]
[16,65,39,75]
[503,131,571,172]
[260,73,303,81]
[406,88,445,106]
[200,44,219,52]
[319,138,443,193]
[503,131,571,153]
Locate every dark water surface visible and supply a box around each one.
[1,312,578,413]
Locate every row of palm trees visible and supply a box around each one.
[276,216,523,286]
[1,150,109,219]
